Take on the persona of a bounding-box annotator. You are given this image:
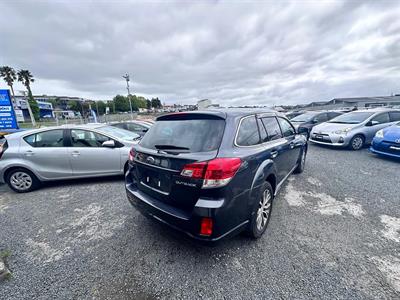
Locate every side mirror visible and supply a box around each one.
[297,127,309,135]
[312,119,319,124]
[366,120,379,126]
[143,129,148,133]
[102,140,115,148]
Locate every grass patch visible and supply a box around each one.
[0,250,11,259]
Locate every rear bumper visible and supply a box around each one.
[125,181,248,243]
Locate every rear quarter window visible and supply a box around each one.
[236,116,260,146]
[140,118,225,152]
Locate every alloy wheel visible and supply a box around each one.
[352,137,363,150]
[256,189,272,231]
[10,172,33,191]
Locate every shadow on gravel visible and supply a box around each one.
[367,152,400,163]
[40,175,124,190]
[309,143,365,152]
[95,212,255,298]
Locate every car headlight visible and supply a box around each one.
[375,129,384,138]
[333,128,352,135]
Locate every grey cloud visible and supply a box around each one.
[0,0,399,105]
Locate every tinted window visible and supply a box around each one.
[278,118,295,137]
[328,112,342,119]
[236,116,260,146]
[24,130,64,147]
[257,119,268,143]
[371,113,390,124]
[97,125,140,140]
[315,113,328,122]
[261,117,282,141]
[389,112,400,122]
[140,119,225,152]
[127,123,146,132]
[291,112,319,122]
[71,129,110,147]
[113,123,126,130]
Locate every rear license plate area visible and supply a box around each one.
[140,168,171,194]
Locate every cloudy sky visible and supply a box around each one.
[0,0,399,106]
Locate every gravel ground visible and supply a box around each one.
[0,144,399,299]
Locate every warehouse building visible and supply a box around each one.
[304,95,400,111]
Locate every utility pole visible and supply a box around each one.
[123,73,134,120]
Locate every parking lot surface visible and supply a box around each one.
[1,144,399,299]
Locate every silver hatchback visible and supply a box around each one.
[310,109,400,150]
[0,124,140,192]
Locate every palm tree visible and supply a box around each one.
[0,66,17,105]
[17,69,38,126]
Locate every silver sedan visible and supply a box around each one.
[0,124,140,192]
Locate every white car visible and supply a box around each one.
[0,124,140,192]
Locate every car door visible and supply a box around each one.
[67,129,122,176]
[366,112,391,143]
[277,117,301,175]
[389,111,400,123]
[21,129,73,179]
[259,117,288,182]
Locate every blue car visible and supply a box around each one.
[370,122,400,159]
[125,109,307,242]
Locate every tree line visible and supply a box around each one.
[111,95,162,113]
[0,66,39,126]
[0,65,164,125]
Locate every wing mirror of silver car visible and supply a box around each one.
[366,120,379,126]
[297,127,309,135]
[102,140,116,148]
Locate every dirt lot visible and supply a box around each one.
[1,144,399,299]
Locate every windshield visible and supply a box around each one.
[98,125,140,140]
[328,112,374,124]
[291,112,318,122]
[140,119,225,152]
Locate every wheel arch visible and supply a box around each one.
[3,165,40,182]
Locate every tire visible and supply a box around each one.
[294,148,306,174]
[349,134,365,151]
[5,168,40,193]
[247,182,274,239]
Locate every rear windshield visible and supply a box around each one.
[140,119,225,152]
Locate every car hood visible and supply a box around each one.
[382,125,400,142]
[312,122,358,133]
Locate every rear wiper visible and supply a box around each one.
[154,144,189,150]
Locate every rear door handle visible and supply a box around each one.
[25,150,34,156]
[271,151,278,158]
[71,151,80,157]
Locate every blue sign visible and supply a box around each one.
[0,89,18,130]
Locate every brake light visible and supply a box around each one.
[200,217,213,236]
[181,158,242,188]
[129,147,136,161]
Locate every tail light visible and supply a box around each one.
[128,147,136,161]
[181,158,242,188]
[200,217,213,236]
[0,140,8,159]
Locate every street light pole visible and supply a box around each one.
[123,73,134,120]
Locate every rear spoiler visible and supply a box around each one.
[157,111,226,121]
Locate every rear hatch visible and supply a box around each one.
[131,112,226,212]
